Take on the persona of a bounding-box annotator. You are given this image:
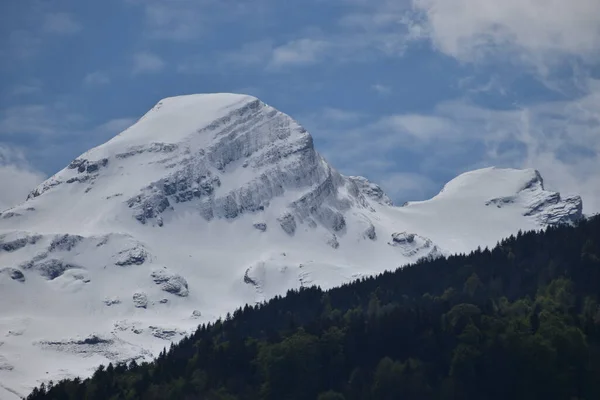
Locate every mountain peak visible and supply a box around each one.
[15,92,371,236]
[426,166,581,226]
[87,93,262,157]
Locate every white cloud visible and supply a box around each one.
[379,172,438,202]
[413,0,600,67]
[336,0,424,54]
[0,98,135,194]
[458,75,507,96]
[216,40,275,70]
[83,71,110,86]
[179,0,419,74]
[371,84,392,95]
[182,37,337,73]
[300,107,437,203]
[378,114,459,142]
[417,87,600,212]
[91,118,137,136]
[0,146,45,211]
[204,31,410,73]
[132,52,165,75]
[5,11,81,60]
[42,12,82,35]
[269,39,331,68]
[201,39,332,71]
[141,2,201,40]
[125,0,265,41]
[7,30,42,59]
[0,100,134,143]
[10,81,43,96]
[319,108,365,123]
[0,105,85,136]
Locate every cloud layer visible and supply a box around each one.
[413,0,600,65]
[0,146,45,211]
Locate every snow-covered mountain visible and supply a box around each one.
[0,94,582,398]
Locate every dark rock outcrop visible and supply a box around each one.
[253,222,267,232]
[115,246,148,266]
[278,212,297,235]
[0,235,42,252]
[151,268,189,297]
[327,234,340,249]
[20,259,80,280]
[389,232,442,259]
[0,268,25,282]
[49,234,83,252]
[133,292,148,308]
[348,176,393,206]
[364,224,377,240]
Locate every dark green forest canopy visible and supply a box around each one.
[27,215,600,400]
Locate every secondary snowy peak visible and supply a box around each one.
[390,167,583,254]
[429,167,582,226]
[0,93,584,399]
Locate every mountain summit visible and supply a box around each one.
[0,94,582,398]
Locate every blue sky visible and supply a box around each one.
[1,0,600,213]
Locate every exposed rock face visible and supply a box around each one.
[364,224,377,240]
[106,98,370,232]
[115,246,148,266]
[524,194,582,225]
[128,192,172,225]
[0,355,14,371]
[67,158,109,174]
[133,292,148,308]
[149,326,185,340]
[16,95,375,236]
[391,232,416,245]
[484,170,582,226]
[243,268,260,288]
[0,235,42,252]
[389,232,442,259]
[36,334,150,363]
[49,234,83,252]
[348,176,393,206]
[115,142,178,159]
[24,259,80,280]
[151,268,189,297]
[327,234,340,249]
[253,222,267,232]
[103,297,121,306]
[0,211,22,219]
[0,268,25,282]
[28,158,109,200]
[278,212,297,235]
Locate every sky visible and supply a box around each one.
[1,0,600,213]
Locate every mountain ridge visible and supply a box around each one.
[0,93,583,398]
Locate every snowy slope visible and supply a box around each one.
[0,94,582,398]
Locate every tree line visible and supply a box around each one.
[27,215,600,399]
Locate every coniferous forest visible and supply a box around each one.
[27,215,600,400]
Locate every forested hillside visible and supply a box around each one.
[27,215,600,400]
